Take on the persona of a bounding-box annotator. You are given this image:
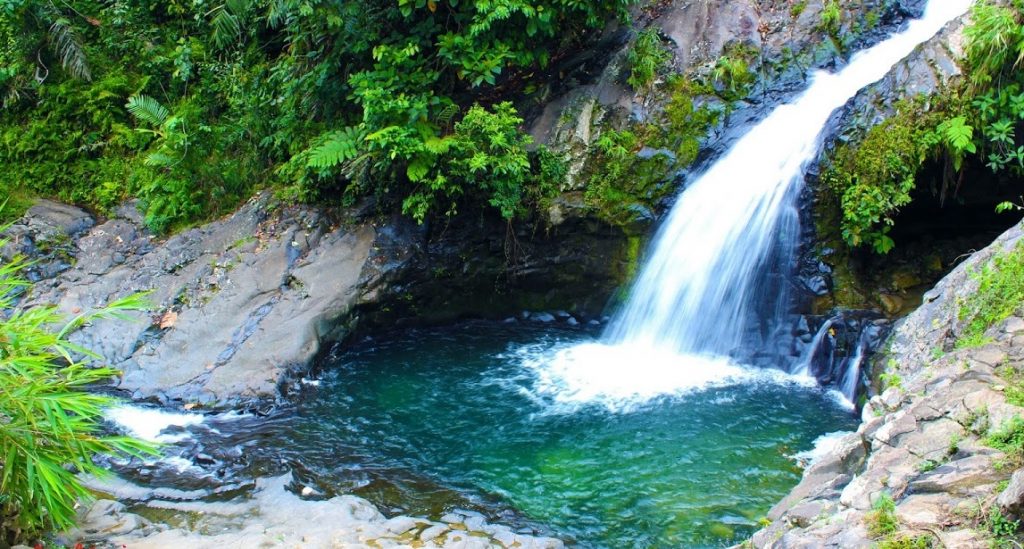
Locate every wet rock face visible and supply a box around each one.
[1,199,95,280]
[745,222,1024,548]
[4,196,633,407]
[8,196,386,408]
[528,0,923,212]
[357,212,636,330]
[804,9,973,316]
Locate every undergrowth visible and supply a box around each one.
[956,241,1024,349]
[818,0,1024,255]
[986,416,1024,467]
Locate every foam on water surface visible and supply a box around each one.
[513,341,818,414]
[106,405,205,443]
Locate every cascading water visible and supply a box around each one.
[535,0,972,411]
[839,333,868,405]
[794,318,837,378]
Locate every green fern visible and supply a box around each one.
[126,94,171,128]
[306,126,367,169]
[937,116,977,171]
[144,151,179,168]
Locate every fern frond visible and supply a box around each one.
[126,95,170,128]
[144,151,178,168]
[306,127,367,170]
[48,18,90,81]
[435,103,460,128]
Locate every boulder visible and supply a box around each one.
[997,469,1024,518]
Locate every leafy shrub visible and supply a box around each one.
[819,0,842,37]
[821,100,937,254]
[125,94,256,232]
[963,1,1024,91]
[710,44,758,101]
[879,372,903,391]
[987,416,1024,465]
[404,102,535,222]
[988,507,1021,540]
[0,243,156,542]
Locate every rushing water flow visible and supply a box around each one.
[794,318,837,377]
[538,0,973,409]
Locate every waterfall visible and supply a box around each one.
[535,0,971,412]
[604,0,971,356]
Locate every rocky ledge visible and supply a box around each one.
[65,474,562,549]
[2,194,630,409]
[747,222,1024,548]
[4,195,400,407]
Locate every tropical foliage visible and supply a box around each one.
[0,0,636,231]
[823,0,1024,253]
[0,240,155,542]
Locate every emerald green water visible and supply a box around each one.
[265,321,855,547]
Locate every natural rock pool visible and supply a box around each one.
[138,320,857,548]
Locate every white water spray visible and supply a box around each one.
[533,0,971,411]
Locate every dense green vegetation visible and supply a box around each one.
[0,240,155,543]
[0,0,637,231]
[582,43,754,226]
[822,0,1024,254]
[821,99,939,254]
[956,240,1024,348]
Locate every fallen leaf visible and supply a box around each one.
[159,311,178,329]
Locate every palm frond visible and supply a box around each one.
[48,18,91,81]
[210,5,242,49]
